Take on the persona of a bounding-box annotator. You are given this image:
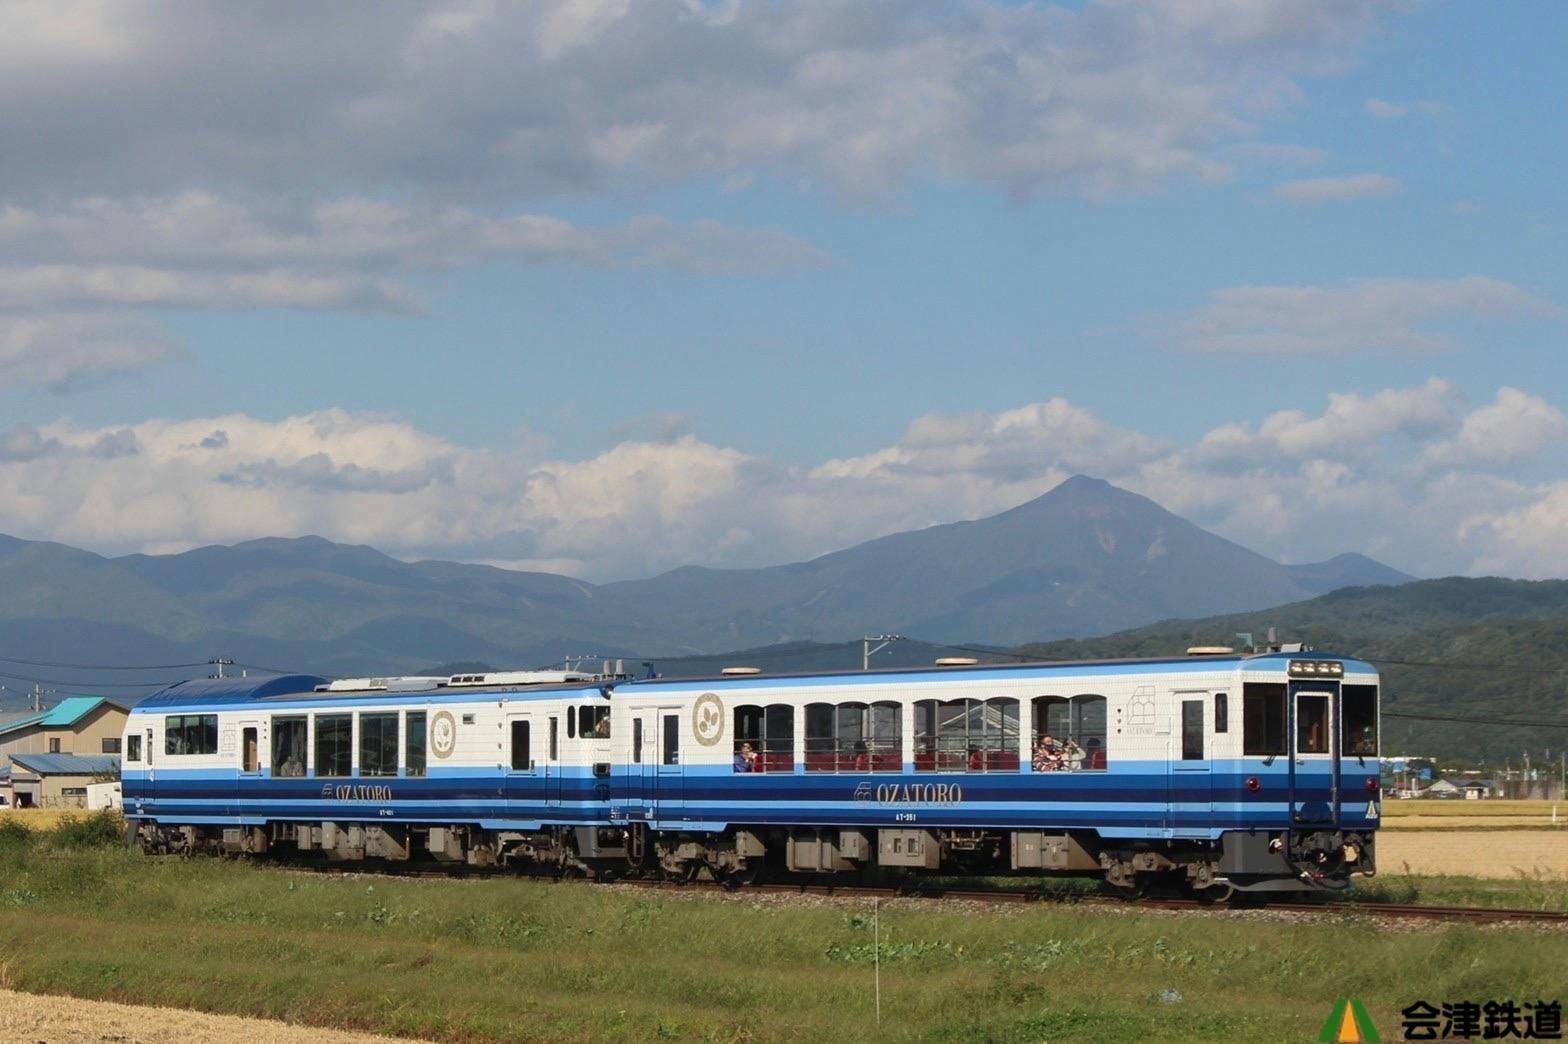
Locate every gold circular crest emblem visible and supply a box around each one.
[430,710,457,759]
[692,692,724,746]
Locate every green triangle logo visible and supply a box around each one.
[1318,998,1380,1042]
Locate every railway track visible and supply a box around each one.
[261,860,1568,925]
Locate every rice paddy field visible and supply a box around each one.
[0,811,1563,1042]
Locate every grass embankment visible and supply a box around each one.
[0,813,1565,1042]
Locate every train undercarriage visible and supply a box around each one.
[132,819,1375,899]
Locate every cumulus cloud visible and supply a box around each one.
[5,382,1568,581]
[1179,276,1563,355]
[1273,173,1401,204]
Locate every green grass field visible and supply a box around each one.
[0,814,1564,1042]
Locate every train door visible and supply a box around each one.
[505,711,537,818]
[545,714,562,809]
[237,719,261,817]
[1171,693,1212,836]
[655,706,684,817]
[144,724,157,805]
[1288,682,1338,825]
[626,710,654,818]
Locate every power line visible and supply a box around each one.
[1385,710,1568,729]
[1372,656,1568,674]
[0,652,209,671]
[0,669,184,689]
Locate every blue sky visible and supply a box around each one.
[0,1,1564,582]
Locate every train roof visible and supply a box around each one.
[134,672,609,712]
[621,649,1378,690]
[133,650,1377,712]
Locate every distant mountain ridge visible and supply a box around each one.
[0,475,1410,681]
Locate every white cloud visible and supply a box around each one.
[1364,98,1407,119]
[0,1,1389,201]
[6,381,1568,581]
[0,313,176,390]
[1274,173,1401,204]
[1422,388,1568,471]
[1179,276,1562,356]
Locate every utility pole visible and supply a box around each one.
[862,634,902,671]
[209,657,234,679]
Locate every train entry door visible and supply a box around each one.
[145,725,157,805]
[627,712,654,818]
[654,707,684,817]
[505,711,537,817]
[545,715,562,809]
[1288,683,1338,825]
[1171,692,1213,837]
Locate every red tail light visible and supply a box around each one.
[1365,776,1379,793]
[1246,776,1261,793]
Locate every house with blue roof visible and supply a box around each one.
[6,752,120,809]
[0,696,128,769]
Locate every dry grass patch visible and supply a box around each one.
[1378,829,1568,878]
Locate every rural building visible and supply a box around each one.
[0,697,128,767]
[7,753,121,809]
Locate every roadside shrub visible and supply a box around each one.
[49,810,125,849]
[0,818,33,847]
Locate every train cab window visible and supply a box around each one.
[1296,693,1330,754]
[511,720,531,770]
[549,717,559,761]
[359,712,398,777]
[126,734,142,763]
[633,718,643,763]
[405,712,427,777]
[314,714,352,777]
[1215,692,1228,734]
[1343,685,1378,756]
[567,712,576,739]
[272,716,307,777]
[916,698,1016,772]
[1242,683,1287,756]
[579,705,611,738]
[1029,695,1106,770]
[164,714,218,756]
[734,703,795,773]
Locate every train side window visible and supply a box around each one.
[567,712,576,739]
[359,712,398,777]
[1296,693,1330,754]
[1029,695,1106,770]
[314,714,352,777]
[272,716,307,776]
[633,718,643,763]
[511,720,531,770]
[1180,701,1203,760]
[1343,685,1377,756]
[1214,692,1228,734]
[126,734,142,763]
[405,712,427,777]
[735,703,795,773]
[804,702,899,772]
[1242,683,1286,756]
[549,717,559,761]
[662,714,679,765]
[164,714,218,756]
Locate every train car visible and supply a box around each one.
[122,670,631,871]
[610,650,1380,895]
[122,649,1379,896]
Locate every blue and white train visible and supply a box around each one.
[121,650,1381,895]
